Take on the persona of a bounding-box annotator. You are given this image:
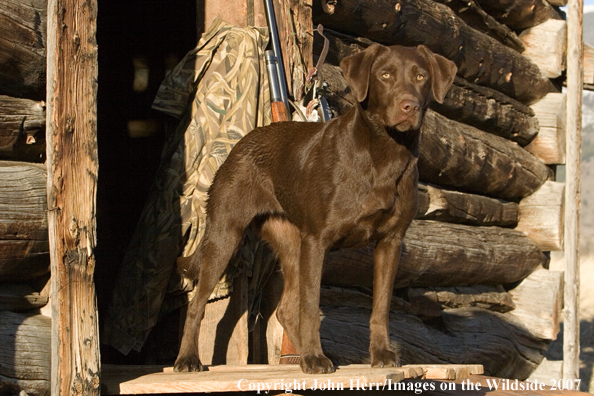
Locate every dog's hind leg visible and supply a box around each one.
[260,217,302,352]
[174,211,255,372]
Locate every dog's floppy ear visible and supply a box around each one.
[340,44,388,102]
[417,45,457,104]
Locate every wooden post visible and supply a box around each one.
[563,0,583,381]
[272,0,314,103]
[46,0,100,394]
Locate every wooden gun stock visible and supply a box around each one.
[271,100,290,122]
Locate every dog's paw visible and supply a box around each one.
[300,354,336,374]
[174,354,203,372]
[370,348,400,368]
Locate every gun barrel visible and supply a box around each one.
[263,0,291,115]
[264,50,282,103]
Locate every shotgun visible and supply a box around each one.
[265,50,290,122]
[263,0,291,119]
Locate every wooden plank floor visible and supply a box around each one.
[101,364,483,394]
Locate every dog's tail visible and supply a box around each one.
[177,253,200,280]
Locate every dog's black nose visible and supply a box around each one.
[400,100,419,114]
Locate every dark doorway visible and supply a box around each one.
[95,0,197,363]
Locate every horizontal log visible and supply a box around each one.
[0,241,49,282]
[432,77,539,146]
[417,184,519,227]
[0,95,46,162]
[313,0,552,104]
[0,311,50,395]
[419,110,550,201]
[525,93,566,164]
[0,161,49,282]
[0,161,47,240]
[519,19,567,79]
[474,0,562,30]
[546,0,567,5]
[319,57,539,146]
[0,283,48,311]
[407,284,516,313]
[323,220,548,289]
[432,0,525,52]
[319,288,547,379]
[508,269,564,341]
[0,0,47,99]
[516,181,565,251]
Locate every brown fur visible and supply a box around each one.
[174,44,457,374]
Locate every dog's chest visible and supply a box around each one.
[335,151,413,247]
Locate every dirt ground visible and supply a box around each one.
[546,252,594,393]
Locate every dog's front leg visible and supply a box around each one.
[369,237,401,367]
[298,235,335,374]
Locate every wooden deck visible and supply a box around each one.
[101,364,483,394]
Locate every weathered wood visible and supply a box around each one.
[101,364,410,394]
[509,269,564,341]
[203,0,266,29]
[0,95,46,162]
[432,0,525,52]
[417,184,519,227]
[525,93,566,164]
[0,283,48,311]
[407,285,516,313]
[0,311,50,396]
[323,220,548,290]
[265,310,284,365]
[313,0,552,104]
[584,42,594,85]
[433,77,539,146]
[516,181,565,251]
[419,110,550,201]
[474,0,562,30]
[0,161,49,282]
[100,363,483,394]
[564,0,583,381]
[272,0,314,102]
[105,362,481,379]
[46,0,100,393]
[519,19,567,79]
[0,161,47,240]
[0,0,47,99]
[318,288,547,379]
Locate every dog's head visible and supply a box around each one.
[340,44,457,131]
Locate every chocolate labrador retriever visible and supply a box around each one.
[174,43,457,374]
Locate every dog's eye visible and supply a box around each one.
[382,72,391,79]
[416,74,426,81]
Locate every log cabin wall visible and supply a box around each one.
[0,0,52,394]
[0,0,589,394]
